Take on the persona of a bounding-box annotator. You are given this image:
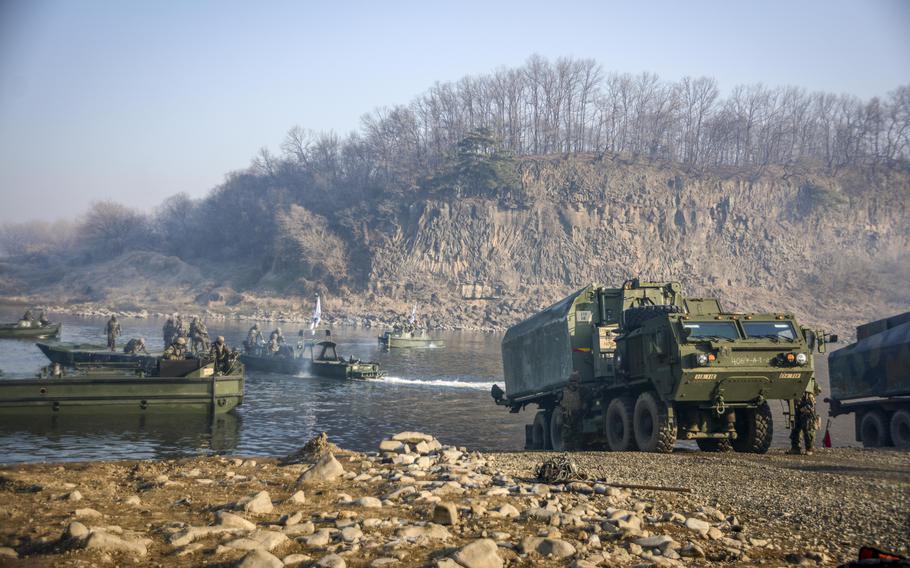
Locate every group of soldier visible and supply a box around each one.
[17,309,50,328]
[162,314,211,354]
[244,323,307,358]
[100,314,238,375]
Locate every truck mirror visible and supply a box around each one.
[828,334,838,344]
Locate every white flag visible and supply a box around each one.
[309,295,322,334]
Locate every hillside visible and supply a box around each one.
[4,155,908,340]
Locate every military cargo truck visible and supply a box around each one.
[827,311,910,448]
[493,279,826,453]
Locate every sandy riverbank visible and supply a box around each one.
[0,435,907,567]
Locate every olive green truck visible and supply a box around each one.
[827,311,910,448]
[493,280,828,453]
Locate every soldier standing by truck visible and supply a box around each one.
[105,315,121,351]
[790,391,819,455]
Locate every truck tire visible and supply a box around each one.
[605,397,637,451]
[859,410,892,448]
[889,409,910,449]
[732,403,773,454]
[531,411,551,450]
[633,391,676,453]
[624,305,684,331]
[696,438,732,452]
[550,410,566,451]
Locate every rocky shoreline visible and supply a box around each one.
[0,433,907,567]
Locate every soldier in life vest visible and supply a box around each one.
[210,336,232,374]
[163,337,188,360]
[245,323,263,351]
[189,317,210,354]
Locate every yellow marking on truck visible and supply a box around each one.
[779,372,801,379]
[693,373,717,380]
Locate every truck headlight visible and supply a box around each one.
[697,353,708,366]
[795,353,808,365]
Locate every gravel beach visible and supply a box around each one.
[0,435,906,567]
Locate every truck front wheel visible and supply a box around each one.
[633,392,676,453]
[859,410,892,447]
[732,403,773,454]
[531,411,552,450]
[605,397,637,451]
[889,409,910,449]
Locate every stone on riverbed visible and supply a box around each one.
[83,530,147,556]
[217,510,257,530]
[391,432,436,444]
[316,554,347,568]
[237,491,274,514]
[297,453,344,486]
[226,529,289,552]
[521,536,576,559]
[432,502,459,525]
[237,548,283,568]
[451,538,503,568]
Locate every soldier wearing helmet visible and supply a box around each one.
[105,315,122,351]
[163,336,188,360]
[790,388,819,455]
[210,335,232,374]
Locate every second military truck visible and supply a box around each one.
[493,279,823,453]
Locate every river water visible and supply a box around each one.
[0,310,856,464]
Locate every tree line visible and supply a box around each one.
[347,55,910,177]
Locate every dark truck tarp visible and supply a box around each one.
[501,287,588,400]
[829,319,910,400]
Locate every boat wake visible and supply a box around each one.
[378,376,498,391]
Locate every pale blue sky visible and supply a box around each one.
[1,0,908,223]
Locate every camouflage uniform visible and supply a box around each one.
[123,338,149,355]
[163,317,176,347]
[163,337,187,360]
[175,316,189,341]
[189,318,210,353]
[560,372,584,450]
[106,316,121,351]
[245,324,263,351]
[210,337,231,374]
[790,392,818,455]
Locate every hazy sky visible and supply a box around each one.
[1,0,908,223]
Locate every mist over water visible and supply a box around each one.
[0,309,857,464]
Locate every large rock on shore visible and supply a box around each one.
[297,453,344,486]
[451,538,503,568]
[83,530,147,556]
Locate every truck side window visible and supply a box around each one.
[654,331,666,356]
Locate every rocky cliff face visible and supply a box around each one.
[360,157,910,337]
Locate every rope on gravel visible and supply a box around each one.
[535,454,586,483]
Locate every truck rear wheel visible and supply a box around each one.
[732,403,773,454]
[531,411,551,450]
[605,397,637,451]
[633,392,676,453]
[889,409,910,449]
[859,410,892,448]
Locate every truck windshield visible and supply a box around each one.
[681,321,739,341]
[742,321,797,341]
